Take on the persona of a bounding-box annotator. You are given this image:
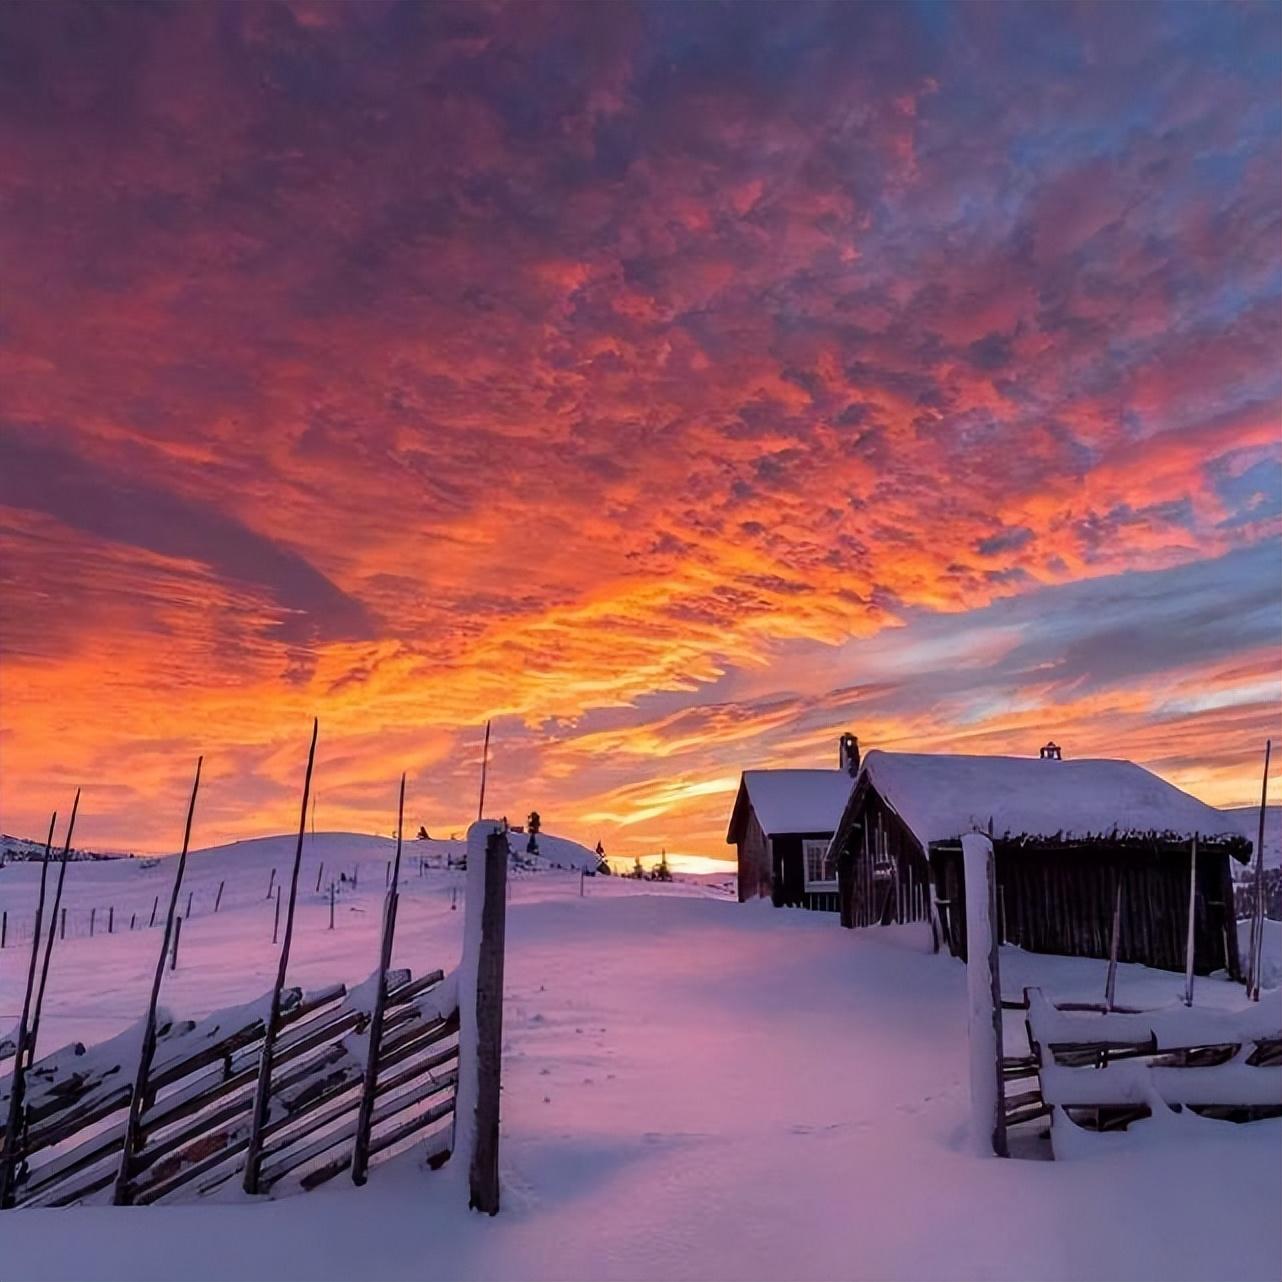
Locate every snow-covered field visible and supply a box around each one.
[1,831,1279,1282]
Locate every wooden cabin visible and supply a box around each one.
[829,749,1251,978]
[727,743,858,911]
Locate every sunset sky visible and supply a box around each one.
[1,2,1279,860]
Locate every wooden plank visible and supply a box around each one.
[469,829,508,1213]
[263,1075,457,1190]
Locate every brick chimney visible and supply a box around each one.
[839,733,861,775]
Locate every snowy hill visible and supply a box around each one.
[0,824,604,956]
[0,832,130,863]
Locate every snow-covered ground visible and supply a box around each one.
[1,833,1279,1282]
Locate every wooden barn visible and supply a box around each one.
[727,738,859,911]
[829,748,1251,977]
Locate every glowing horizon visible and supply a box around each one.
[1,3,1278,859]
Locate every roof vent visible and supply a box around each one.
[1039,741,1062,760]
[839,733,861,776]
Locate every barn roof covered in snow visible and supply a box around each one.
[726,770,854,843]
[842,751,1248,856]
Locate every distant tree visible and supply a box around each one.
[654,850,672,882]
[631,856,644,879]
[416,825,430,841]
[527,810,541,856]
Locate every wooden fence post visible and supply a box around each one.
[1105,881,1122,1010]
[150,896,158,928]
[130,912,136,931]
[455,824,508,1214]
[113,758,203,1204]
[1,911,5,949]
[60,907,66,940]
[962,832,1007,1158]
[1184,834,1198,1008]
[352,775,407,1186]
[315,862,324,894]
[1248,740,1272,1001]
[108,906,114,934]
[90,907,96,937]
[329,882,336,930]
[186,890,193,920]
[171,916,183,971]
[267,867,276,901]
[215,880,225,912]
[0,809,59,1207]
[273,885,281,944]
[243,719,319,1196]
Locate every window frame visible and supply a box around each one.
[802,837,837,891]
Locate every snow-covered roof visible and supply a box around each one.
[852,750,1246,852]
[727,769,854,842]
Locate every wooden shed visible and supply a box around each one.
[829,750,1251,977]
[726,762,856,912]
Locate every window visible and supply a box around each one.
[804,839,837,890]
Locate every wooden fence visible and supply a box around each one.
[0,822,511,1208]
[1001,989,1282,1155]
[959,831,1282,1160]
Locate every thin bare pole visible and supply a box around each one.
[27,792,82,1066]
[352,773,406,1185]
[1248,740,1272,1001]
[112,758,203,1204]
[0,811,58,1208]
[477,720,491,822]
[1104,880,1122,1010]
[243,718,318,1195]
[1183,833,1198,1007]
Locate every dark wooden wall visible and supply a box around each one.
[770,833,840,913]
[735,807,772,902]
[931,840,1242,979]
[835,790,933,929]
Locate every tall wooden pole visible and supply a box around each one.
[0,811,58,1208]
[469,828,509,1211]
[113,759,203,1204]
[352,774,406,1185]
[27,792,82,1067]
[1104,880,1122,1011]
[1248,740,1272,1002]
[243,719,318,1195]
[1183,834,1198,1007]
[477,720,491,822]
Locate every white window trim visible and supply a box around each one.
[803,838,837,892]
